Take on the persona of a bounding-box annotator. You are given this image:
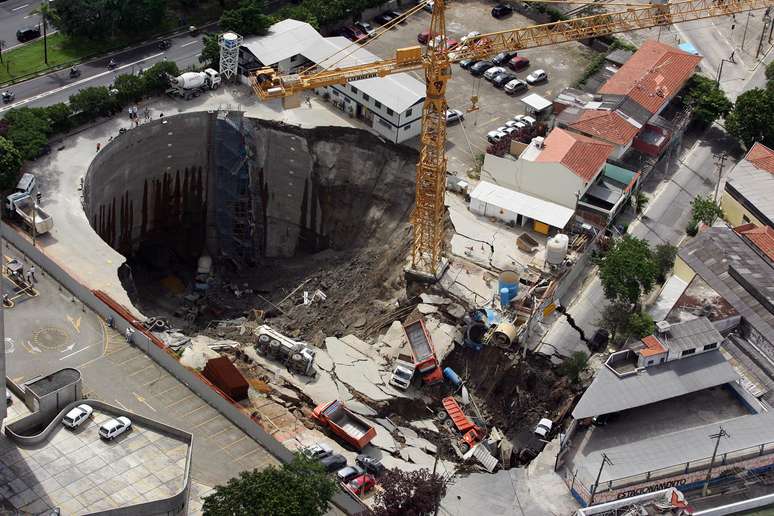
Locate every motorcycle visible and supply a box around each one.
[2,91,14,103]
[158,39,171,50]
[107,60,117,70]
[69,67,81,78]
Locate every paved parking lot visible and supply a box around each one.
[363,0,594,172]
[2,242,279,513]
[0,410,186,514]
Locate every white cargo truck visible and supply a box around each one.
[167,69,221,100]
[6,192,53,235]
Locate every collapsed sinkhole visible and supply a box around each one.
[83,112,418,335]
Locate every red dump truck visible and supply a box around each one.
[442,396,484,453]
[403,319,443,385]
[313,400,377,449]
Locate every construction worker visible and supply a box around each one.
[29,265,36,283]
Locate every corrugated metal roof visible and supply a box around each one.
[572,350,739,419]
[241,19,322,67]
[659,317,723,353]
[727,148,774,226]
[470,181,576,229]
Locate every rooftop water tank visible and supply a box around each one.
[221,32,240,49]
[546,234,569,265]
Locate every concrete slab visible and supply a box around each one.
[446,303,466,320]
[325,337,368,365]
[365,421,398,454]
[409,419,440,434]
[347,401,378,417]
[418,303,439,315]
[439,259,495,307]
[313,348,335,372]
[335,363,390,402]
[420,294,451,305]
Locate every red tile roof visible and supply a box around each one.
[745,142,774,174]
[535,128,613,182]
[598,40,702,114]
[737,224,774,261]
[567,109,640,145]
[639,335,667,357]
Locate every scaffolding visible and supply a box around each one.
[219,32,242,80]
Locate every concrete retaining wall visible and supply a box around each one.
[0,222,365,515]
[694,492,774,515]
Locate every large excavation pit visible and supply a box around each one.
[83,112,418,336]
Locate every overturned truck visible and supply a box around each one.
[255,325,316,376]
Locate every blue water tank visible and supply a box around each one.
[500,287,510,307]
[443,367,462,388]
[498,270,520,303]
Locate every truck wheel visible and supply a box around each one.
[291,353,303,363]
[459,442,470,454]
[212,82,220,90]
[444,419,455,430]
[437,410,448,422]
[257,334,271,346]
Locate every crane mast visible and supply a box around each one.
[251,0,774,276]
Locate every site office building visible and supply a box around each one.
[238,19,424,144]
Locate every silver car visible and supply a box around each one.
[487,130,506,144]
[445,109,465,124]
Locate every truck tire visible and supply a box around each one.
[269,340,281,356]
[212,82,220,90]
[291,353,303,363]
[444,419,455,430]
[459,442,470,454]
[257,334,271,354]
[436,410,448,422]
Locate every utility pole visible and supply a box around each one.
[757,12,770,59]
[714,152,727,202]
[702,427,730,497]
[741,11,752,50]
[589,453,613,506]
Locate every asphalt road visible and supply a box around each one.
[0,0,48,53]
[0,28,206,112]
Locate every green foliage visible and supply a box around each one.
[558,351,589,384]
[202,454,335,516]
[625,311,655,339]
[113,73,146,105]
[654,243,677,283]
[219,0,272,36]
[69,86,117,119]
[597,304,655,344]
[766,60,774,82]
[686,219,699,236]
[52,0,166,40]
[632,191,648,215]
[726,88,774,149]
[142,61,180,94]
[274,5,320,29]
[575,52,606,88]
[609,37,637,52]
[684,75,732,127]
[373,468,447,516]
[4,108,52,160]
[199,33,220,68]
[690,194,723,226]
[532,2,568,22]
[0,136,23,190]
[45,103,74,134]
[599,235,657,307]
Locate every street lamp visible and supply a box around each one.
[715,53,736,86]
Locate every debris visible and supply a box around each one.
[472,443,499,473]
[417,303,439,315]
[419,293,451,305]
[180,337,221,370]
[347,401,378,417]
[446,303,466,319]
[408,419,440,433]
[376,418,397,433]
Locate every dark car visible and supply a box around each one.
[469,61,494,77]
[492,51,518,66]
[356,454,386,476]
[374,12,396,25]
[339,25,367,42]
[16,26,41,42]
[387,10,405,22]
[492,72,516,88]
[492,4,514,18]
[459,59,477,70]
[319,454,347,473]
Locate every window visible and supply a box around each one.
[350,85,357,94]
[387,108,394,115]
[375,101,382,109]
[681,348,696,357]
[742,215,751,223]
[703,342,718,351]
[406,108,413,117]
[363,93,370,101]
[404,125,411,131]
[647,359,654,366]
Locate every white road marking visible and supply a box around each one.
[181,41,197,47]
[114,399,129,411]
[0,51,164,113]
[12,4,29,11]
[60,345,91,360]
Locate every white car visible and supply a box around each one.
[99,416,132,440]
[534,418,553,438]
[460,30,481,45]
[487,130,506,144]
[526,69,548,84]
[302,442,334,460]
[445,109,464,124]
[63,404,93,429]
[483,66,506,81]
[513,114,536,127]
[504,79,528,95]
[504,120,527,130]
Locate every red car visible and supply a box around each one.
[340,25,367,42]
[348,474,376,496]
[508,56,530,71]
[417,30,437,44]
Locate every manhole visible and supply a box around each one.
[32,328,70,350]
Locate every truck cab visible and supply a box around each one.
[5,174,36,212]
[203,68,222,89]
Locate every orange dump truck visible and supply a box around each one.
[403,319,443,385]
[313,400,377,449]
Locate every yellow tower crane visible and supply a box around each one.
[251,0,773,276]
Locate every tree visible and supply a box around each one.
[202,454,335,516]
[690,194,723,226]
[684,75,732,127]
[0,136,23,190]
[52,0,108,40]
[373,468,447,516]
[4,107,52,160]
[726,88,774,149]
[558,351,589,384]
[30,1,59,65]
[653,243,677,283]
[142,61,180,94]
[598,235,657,307]
[631,191,648,215]
[45,103,74,134]
[69,86,117,120]
[220,0,272,36]
[625,311,655,339]
[766,60,774,82]
[199,33,220,68]
[596,302,632,344]
[113,73,146,105]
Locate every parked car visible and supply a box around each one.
[492,72,516,88]
[526,69,548,84]
[504,79,528,94]
[487,130,507,144]
[340,25,367,42]
[492,51,518,66]
[460,31,481,46]
[505,119,527,130]
[470,61,494,76]
[459,59,477,70]
[534,418,553,438]
[417,30,437,44]
[374,12,397,25]
[491,4,514,18]
[356,454,386,476]
[446,109,465,124]
[354,21,375,37]
[503,126,519,136]
[98,416,132,440]
[320,454,347,472]
[423,1,433,12]
[508,56,531,71]
[62,404,93,429]
[513,114,537,126]
[348,474,376,496]
[301,442,333,460]
[16,26,40,42]
[337,465,365,483]
[484,66,506,81]
[445,38,459,50]
[386,10,404,22]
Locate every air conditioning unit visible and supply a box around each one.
[655,320,671,334]
[532,136,545,149]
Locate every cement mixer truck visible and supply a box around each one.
[167,69,221,100]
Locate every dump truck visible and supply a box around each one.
[313,400,376,449]
[441,396,485,453]
[6,192,53,235]
[167,69,221,100]
[402,319,443,385]
[255,325,316,376]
